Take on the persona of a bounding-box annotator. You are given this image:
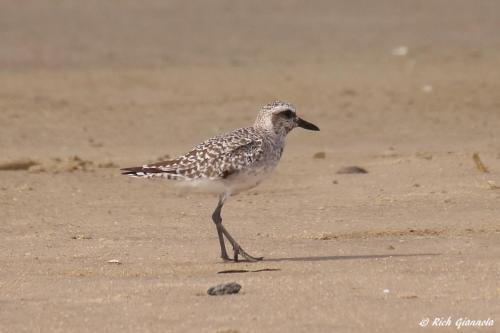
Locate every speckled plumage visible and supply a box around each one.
[121,101,319,262]
[122,101,299,195]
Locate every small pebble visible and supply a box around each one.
[313,152,326,159]
[107,259,122,264]
[72,234,92,240]
[207,282,241,296]
[337,166,368,174]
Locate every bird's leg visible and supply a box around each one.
[211,195,231,261]
[219,224,263,262]
[211,193,263,262]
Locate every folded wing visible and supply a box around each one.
[121,128,264,181]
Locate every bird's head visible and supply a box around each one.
[254,100,319,135]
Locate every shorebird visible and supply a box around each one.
[121,101,319,262]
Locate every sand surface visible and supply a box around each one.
[1,1,499,332]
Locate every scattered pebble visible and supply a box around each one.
[332,180,338,184]
[207,282,241,296]
[392,46,409,56]
[313,152,326,159]
[107,259,122,264]
[387,245,395,250]
[337,166,368,174]
[383,289,390,294]
[398,293,418,299]
[72,234,92,240]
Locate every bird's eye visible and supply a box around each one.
[280,110,294,118]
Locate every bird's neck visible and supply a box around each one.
[254,125,287,146]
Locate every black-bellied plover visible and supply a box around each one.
[121,101,319,262]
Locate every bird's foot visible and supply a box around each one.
[233,244,263,262]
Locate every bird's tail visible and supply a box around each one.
[120,166,184,180]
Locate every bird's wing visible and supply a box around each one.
[121,128,264,180]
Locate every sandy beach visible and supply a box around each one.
[1,1,499,332]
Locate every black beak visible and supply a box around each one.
[297,117,320,131]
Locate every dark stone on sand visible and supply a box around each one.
[207,282,242,296]
[313,152,326,159]
[336,166,368,174]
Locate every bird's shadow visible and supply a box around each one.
[262,252,440,262]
